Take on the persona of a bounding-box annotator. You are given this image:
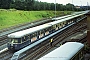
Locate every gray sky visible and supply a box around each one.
[38,0,90,6]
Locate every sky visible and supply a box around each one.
[38,0,90,6]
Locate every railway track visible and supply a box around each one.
[20,18,87,60]
[0,36,7,46]
[0,13,87,60]
[0,50,13,60]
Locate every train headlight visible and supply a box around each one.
[11,44,13,46]
[15,45,17,47]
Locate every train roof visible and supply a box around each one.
[38,42,84,60]
[8,24,51,38]
[52,11,88,21]
[52,15,71,20]
[48,12,86,25]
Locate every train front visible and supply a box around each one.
[7,34,21,51]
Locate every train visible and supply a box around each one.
[38,42,84,60]
[7,11,87,51]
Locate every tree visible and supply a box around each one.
[0,0,12,9]
[25,0,35,10]
[66,3,76,11]
[0,0,83,11]
[50,3,55,10]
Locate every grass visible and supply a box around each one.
[0,9,72,30]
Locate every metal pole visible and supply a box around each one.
[87,2,88,10]
[80,0,83,10]
[72,0,73,11]
[55,0,56,19]
[80,1,82,6]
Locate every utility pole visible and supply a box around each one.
[80,0,82,10]
[80,1,82,6]
[72,0,73,11]
[55,0,56,19]
[87,2,89,10]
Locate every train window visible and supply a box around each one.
[21,36,27,42]
[47,28,50,31]
[31,32,37,38]
[21,38,22,43]
[10,38,18,43]
[51,26,53,30]
[24,37,25,40]
[49,27,52,32]
[30,34,33,38]
[24,36,26,41]
[18,38,22,43]
[61,23,63,27]
[53,25,57,30]
[45,28,49,35]
[57,23,60,27]
[14,39,18,43]
[21,37,24,42]
[56,24,58,30]
[27,35,30,40]
[45,28,47,31]
[71,20,72,23]
[39,30,44,35]
[31,32,37,42]
[50,27,53,31]
[59,24,61,28]
[25,36,28,40]
[39,30,44,38]
[72,20,73,22]
[56,24,58,27]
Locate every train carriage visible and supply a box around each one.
[8,24,52,50]
[38,42,84,60]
